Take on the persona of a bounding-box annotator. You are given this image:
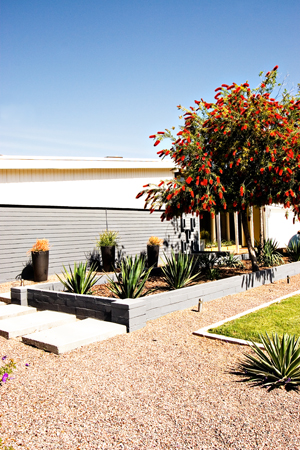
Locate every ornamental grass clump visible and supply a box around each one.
[235,333,300,390]
[28,239,50,254]
[147,236,163,246]
[161,251,200,290]
[106,254,154,299]
[96,230,119,247]
[57,262,100,295]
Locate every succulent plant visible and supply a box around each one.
[236,333,300,390]
[57,262,100,295]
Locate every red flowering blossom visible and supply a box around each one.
[137,67,300,271]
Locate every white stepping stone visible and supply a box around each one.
[0,310,76,339]
[0,304,37,321]
[22,318,127,354]
[0,292,10,303]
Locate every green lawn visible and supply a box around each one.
[209,295,300,343]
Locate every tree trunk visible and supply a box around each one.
[240,210,260,272]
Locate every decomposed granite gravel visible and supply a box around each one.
[1,275,300,449]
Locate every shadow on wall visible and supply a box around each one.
[86,249,102,271]
[241,267,276,289]
[16,260,34,281]
[86,247,127,271]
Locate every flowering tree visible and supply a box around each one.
[137,67,300,271]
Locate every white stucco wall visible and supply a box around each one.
[265,205,300,247]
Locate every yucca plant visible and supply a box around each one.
[57,262,100,295]
[161,251,200,290]
[236,333,300,390]
[106,254,154,299]
[255,238,284,267]
[286,240,300,262]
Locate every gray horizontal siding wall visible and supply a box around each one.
[0,205,185,283]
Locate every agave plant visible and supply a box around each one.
[161,251,200,290]
[286,240,300,262]
[106,254,154,299]
[197,252,219,271]
[255,238,284,267]
[236,333,300,390]
[218,253,244,269]
[57,262,100,295]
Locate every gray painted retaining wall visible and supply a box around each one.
[11,261,300,332]
[0,205,199,283]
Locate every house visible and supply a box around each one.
[0,154,297,283]
[0,155,199,283]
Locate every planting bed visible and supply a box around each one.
[90,260,277,298]
[10,260,300,332]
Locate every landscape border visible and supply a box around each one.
[193,289,300,347]
[10,261,300,332]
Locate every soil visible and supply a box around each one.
[91,257,291,298]
[0,257,291,298]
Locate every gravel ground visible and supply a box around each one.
[1,275,300,450]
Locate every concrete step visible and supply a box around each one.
[22,318,127,354]
[0,304,37,321]
[0,310,76,339]
[0,292,10,303]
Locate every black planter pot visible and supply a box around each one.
[31,251,49,282]
[101,246,115,272]
[147,245,160,268]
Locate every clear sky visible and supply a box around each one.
[0,0,299,159]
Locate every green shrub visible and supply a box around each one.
[96,230,119,247]
[221,239,235,246]
[255,238,284,267]
[106,254,154,299]
[197,253,219,272]
[218,254,244,269]
[205,268,220,280]
[200,230,210,241]
[236,333,300,390]
[286,240,300,262]
[57,262,100,295]
[205,241,217,248]
[161,251,200,290]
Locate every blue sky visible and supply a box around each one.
[1,0,299,159]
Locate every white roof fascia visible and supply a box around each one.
[0,155,175,170]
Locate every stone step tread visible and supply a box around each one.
[0,304,37,320]
[0,292,11,300]
[22,318,127,354]
[0,310,76,339]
